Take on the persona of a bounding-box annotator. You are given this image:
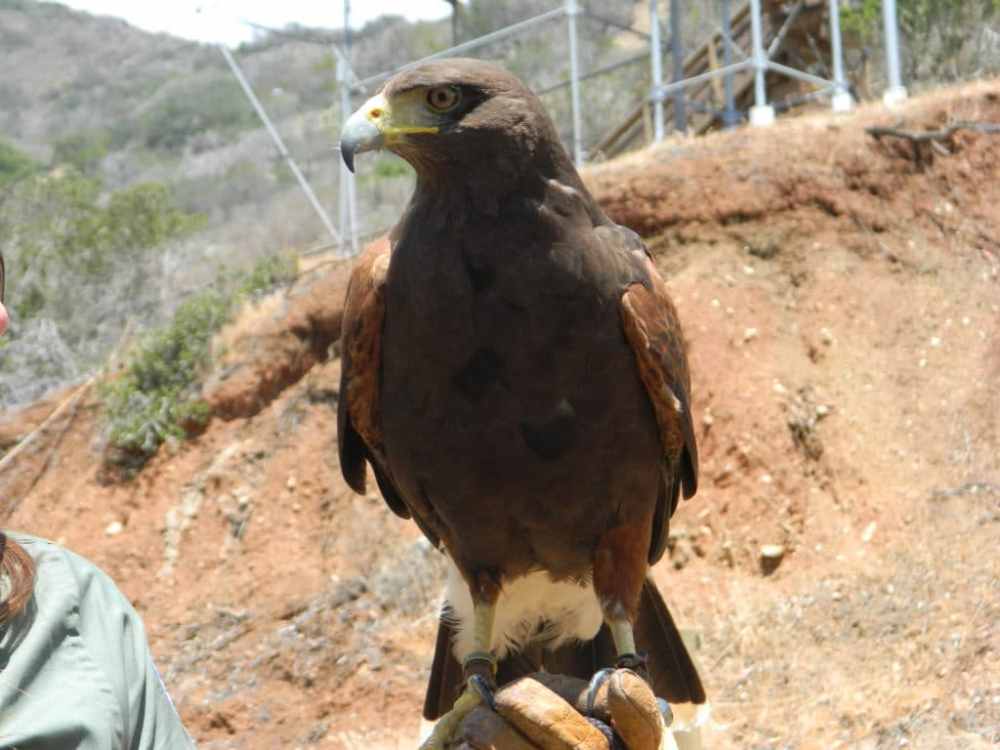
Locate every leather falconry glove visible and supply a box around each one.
[452,669,677,750]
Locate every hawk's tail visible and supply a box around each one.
[422,577,705,720]
[633,577,707,706]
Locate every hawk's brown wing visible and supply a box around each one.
[337,237,417,526]
[620,251,699,566]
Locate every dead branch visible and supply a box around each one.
[0,377,94,522]
[865,121,1000,142]
[19,379,92,498]
[0,322,132,521]
[0,377,94,476]
[930,482,1000,501]
[865,121,1000,170]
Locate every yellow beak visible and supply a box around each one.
[339,93,440,172]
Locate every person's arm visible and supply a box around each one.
[0,534,196,750]
[68,544,198,750]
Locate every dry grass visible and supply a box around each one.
[689,485,999,749]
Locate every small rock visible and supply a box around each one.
[760,544,785,575]
[743,327,759,342]
[861,521,877,543]
[105,521,124,536]
[819,327,834,345]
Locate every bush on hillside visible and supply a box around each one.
[0,170,205,405]
[139,75,258,152]
[842,0,1000,88]
[0,138,39,186]
[235,251,298,299]
[100,251,299,471]
[51,130,111,176]
[100,288,229,468]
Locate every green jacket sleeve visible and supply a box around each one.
[0,533,197,749]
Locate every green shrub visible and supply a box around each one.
[100,251,298,470]
[842,0,1000,84]
[51,130,110,175]
[0,137,39,186]
[98,182,206,256]
[236,251,298,299]
[101,289,231,466]
[139,75,257,151]
[5,171,205,287]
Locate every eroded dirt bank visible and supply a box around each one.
[2,80,998,749]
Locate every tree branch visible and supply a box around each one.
[865,121,1000,142]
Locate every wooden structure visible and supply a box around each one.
[591,0,828,160]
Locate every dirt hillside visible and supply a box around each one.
[2,80,998,749]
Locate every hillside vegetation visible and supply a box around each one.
[2,0,998,418]
[1,1,999,747]
[1,79,998,748]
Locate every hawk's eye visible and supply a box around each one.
[426,85,461,113]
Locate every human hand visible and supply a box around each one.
[453,669,675,750]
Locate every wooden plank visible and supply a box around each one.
[707,38,723,105]
[598,0,801,157]
[590,100,645,158]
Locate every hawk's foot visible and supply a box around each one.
[615,651,649,679]
[418,659,497,750]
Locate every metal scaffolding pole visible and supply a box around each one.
[748,0,775,126]
[767,60,839,89]
[669,0,686,133]
[338,2,349,258]
[219,45,340,244]
[882,0,907,106]
[658,60,751,97]
[337,58,359,256]
[721,0,738,128]
[339,0,358,256]
[649,0,665,142]
[566,0,583,167]
[828,0,853,111]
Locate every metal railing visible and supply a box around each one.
[218,1,908,259]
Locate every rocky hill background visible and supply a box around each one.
[1,1,999,748]
[3,0,998,411]
[2,76,998,748]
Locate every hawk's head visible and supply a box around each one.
[340,59,560,183]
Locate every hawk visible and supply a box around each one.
[338,59,704,746]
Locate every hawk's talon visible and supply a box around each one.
[586,667,615,716]
[656,697,674,727]
[417,686,482,750]
[468,673,497,712]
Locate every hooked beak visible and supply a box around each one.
[339,91,440,172]
[340,94,388,173]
